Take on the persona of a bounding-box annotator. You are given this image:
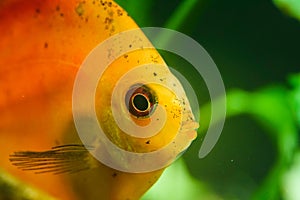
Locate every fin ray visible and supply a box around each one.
[10,144,94,174]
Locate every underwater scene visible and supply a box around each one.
[0,0,299,200]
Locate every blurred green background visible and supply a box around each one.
[115,0,300,199]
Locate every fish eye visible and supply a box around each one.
[132,94,149,111]
[125,84,157,118]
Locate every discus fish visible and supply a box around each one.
[0,0,198,199]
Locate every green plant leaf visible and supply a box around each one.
[289,73,300,127]
[273,0,300,21]
[141,158,220,200]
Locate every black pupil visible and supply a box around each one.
[125,84,157,118]
[133,94,149,111]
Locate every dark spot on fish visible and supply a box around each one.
[129,44,132,48]
[110,25,115,33]
[153,72,157,76]
[44,42,48,48]
[173,113,179,119]
[60,13,64,17]
[54,140,60,145]
[112,172,117,178]
[96,14,100,18]
[56,6,60,11]
[35,8,40,14]
[124,54,128,59]
[75,2,84,17]
[108,10,114,17]
[105,17,113,24]
[146,140,150,144]
[108,2,112,7]
[117,9,123,16]
[173,83,176,87]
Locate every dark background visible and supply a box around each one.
[116,0,300,199]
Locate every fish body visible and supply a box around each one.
[0,0,198,199]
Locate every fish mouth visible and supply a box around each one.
[181,120,199,140]
[174,119,199,159]
[180,102,199,141]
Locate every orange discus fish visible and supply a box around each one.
[0,0,198,200]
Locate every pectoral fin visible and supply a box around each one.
[9,144,95,174]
